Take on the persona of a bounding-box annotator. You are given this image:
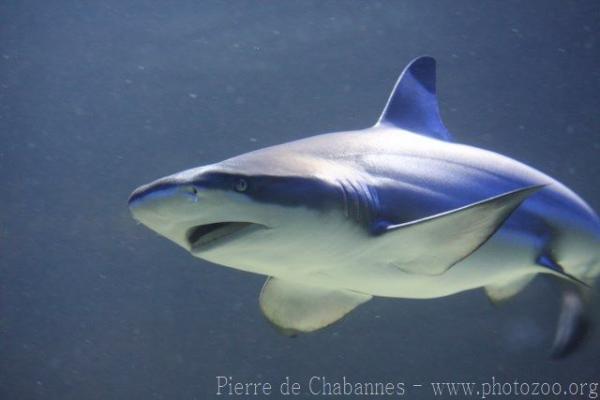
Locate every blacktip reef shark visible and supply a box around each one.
[129,56,599,357]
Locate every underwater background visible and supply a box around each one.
[1,1,599,399]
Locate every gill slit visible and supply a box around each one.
[338,178,379,226]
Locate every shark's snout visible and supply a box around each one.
[128,178,181,208]
[127,176,201,232]
[128,171,271,254]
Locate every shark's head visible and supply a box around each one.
[129,146,363,275]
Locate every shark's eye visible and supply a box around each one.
[234,178,248,192]
[191,187,198,195]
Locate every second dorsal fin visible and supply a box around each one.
[377,56,451,141]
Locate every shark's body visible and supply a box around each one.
[211,128,599,299]
[129,57,599,355]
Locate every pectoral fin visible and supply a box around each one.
[377,185,544,275]
[259,277,371,334]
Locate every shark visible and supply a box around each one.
[129,56,599,357]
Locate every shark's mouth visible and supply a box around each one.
[186,222,261,251]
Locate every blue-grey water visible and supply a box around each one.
[1,1,599,399]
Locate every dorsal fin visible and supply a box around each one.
[377,56,451,141]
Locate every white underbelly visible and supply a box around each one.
[296,230,542,299]
[195,207,600,297]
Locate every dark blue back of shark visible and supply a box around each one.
[377,56,600,239]
[194,172,344,212]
